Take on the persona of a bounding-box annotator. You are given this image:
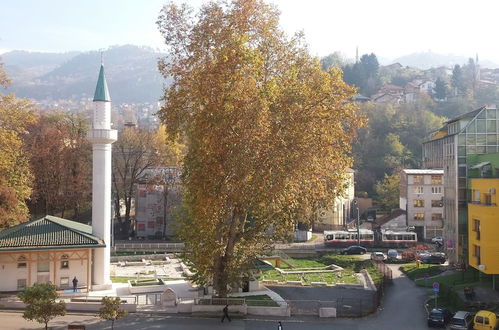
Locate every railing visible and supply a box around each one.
[114,242,184,252]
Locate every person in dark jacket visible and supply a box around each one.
[72,277,78,292]
[221,304,231,322]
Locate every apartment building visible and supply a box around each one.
[422,105,499,264]
[468,177,499,289]
[399,169,444,240]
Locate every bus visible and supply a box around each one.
[324,229,417,248]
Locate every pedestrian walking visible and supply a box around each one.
[72,276,78,292]
[221,304,231,322]
[278,321,283,329]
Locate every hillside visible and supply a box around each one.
[1,45,166,104]
[392,51,498,70]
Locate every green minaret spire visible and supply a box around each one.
[93,64,111,102]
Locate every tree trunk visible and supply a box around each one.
[213,210,242,296]
[162,185,169,238]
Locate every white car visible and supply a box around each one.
[431,236,444,244]
[370,252,385,261]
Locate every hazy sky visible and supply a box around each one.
[1,0,499,62]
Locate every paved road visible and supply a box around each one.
[0,265,431,329]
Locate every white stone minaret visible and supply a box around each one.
[87,63,117,288]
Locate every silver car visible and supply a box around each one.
[449,311,474,329]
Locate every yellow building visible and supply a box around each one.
[468,178,499,283]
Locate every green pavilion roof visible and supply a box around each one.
[93,64,111,102]
[0,215,105,251]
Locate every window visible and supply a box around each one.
[431,213,443,220]
[412,186,424,194]
[431,175,442,184]
[431,200,443,207]
[414,213,424,221]
[431,187,442,194]
[413,175,424,184]
[17,255,27,269]
[37,262,49,273]
[60,277,69,286]
[17,279,27,290]
[413,200,424,207]
[474,219,480,240]
[473,190,480,203]
[474,245,481,265]
[484,193,493,205]
[60,254,69,269]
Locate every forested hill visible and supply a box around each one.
[392,51,498,70]
[1,45,166,104]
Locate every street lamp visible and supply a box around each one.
[353,200,360,246]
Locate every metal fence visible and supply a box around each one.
[114,242,184,253]
[374,260,393,282]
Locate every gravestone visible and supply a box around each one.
[162,288,177,306]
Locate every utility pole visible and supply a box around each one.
[353,200,360,246]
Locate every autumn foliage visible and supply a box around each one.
[157,0,364,295]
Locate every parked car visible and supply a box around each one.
[341,245,367,255]
[415,250,431,260]
[449,311,474,329]
[370,252,385,261]
[473,310,498,329]
[427,308,453,328]
[432,236,444,244]
[387,249,398,260]
[421,253,446,264]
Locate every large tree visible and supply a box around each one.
[0,62,35,229]
[157,0,363,295]
[25,112,92,220]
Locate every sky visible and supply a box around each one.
[1,0,499,62]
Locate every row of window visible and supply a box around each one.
[17,277,73,290]
[413,213,443,221]
[412,186,442,194]
[412,200,443,208]
[412,175,443,184]
[17,255,70,270]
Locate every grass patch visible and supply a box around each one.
[285,258,325,268]
[245,295,279,307]
[414,268,489,288]
[308,234,319,242]
[111,277,137,283]
[400,263,444,280]
[111,276,182,283]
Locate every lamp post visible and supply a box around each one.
[353,200,360,246]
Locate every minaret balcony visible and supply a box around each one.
[87,129,117,144]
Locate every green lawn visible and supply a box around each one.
[414,268,489,288]
[261,254,378,286]
[400,263,444,280]
[111,276,182,283]
[111,276,136,283]
[244,295,279,307]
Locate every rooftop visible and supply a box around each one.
[93,64,111,102]
[0,215,105,251]
[402,169,443,175]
